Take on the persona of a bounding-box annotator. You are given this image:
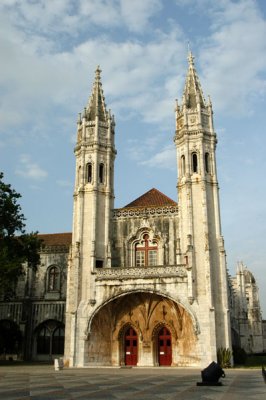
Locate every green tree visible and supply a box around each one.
[0,172,42,298]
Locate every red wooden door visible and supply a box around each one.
[125,327,138,366]
[158,327,172,366]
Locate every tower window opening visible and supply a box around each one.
[110,166,113,188]
[181,155,186,176]
[78,166,81,186]
[99,163,104,184]
[205,153,210,173]
[86,163,92,183]
[192,153,198,173]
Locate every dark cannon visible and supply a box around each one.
[197,361,226,386]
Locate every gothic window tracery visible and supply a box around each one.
[36,321,64,355]
[135,233,158,267]
[47,266,60,292]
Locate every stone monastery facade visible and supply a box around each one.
[0,54,264,365]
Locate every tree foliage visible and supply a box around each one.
[0,172,42,298]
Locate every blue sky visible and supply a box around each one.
[0,0,266,317]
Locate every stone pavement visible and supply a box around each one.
[0,364,265,399]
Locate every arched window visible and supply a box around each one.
[99,163,104,184]
[36,321,65,356]
[181,155,186,176]
[205,153,210,173]
[135,233,158,267]
[110,166,113,188]
[52,326,65,354]
[37,326,50,354]
[86,162,92,183]
[47,266,60,292]
[192,152,198,173]
[77,166,81,186]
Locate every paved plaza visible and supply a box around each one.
[0,364,265,399]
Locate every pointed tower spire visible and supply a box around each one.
[86,65,108,122]
[174,53,231,360]
[182,51,206,109]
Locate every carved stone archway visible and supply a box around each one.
[85,291,200,367]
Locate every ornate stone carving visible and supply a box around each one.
[113,206,178,218]
[95,265,187,281]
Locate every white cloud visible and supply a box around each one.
[120,0,162,32]
[0,15,186,133]
[198,0,266,114]
[0,0,163,38]
[0,0,80,38]
[15,154,48,180]
[1,1,265,155]
[79,0,120,29]
[141,145,176,170]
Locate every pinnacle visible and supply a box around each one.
[182,52,206,109]
[95,65,102,83]
[187,50,195,66]
[86,65,108,122]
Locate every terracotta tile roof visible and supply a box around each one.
[124,188,177,208]
[38,232,72,247]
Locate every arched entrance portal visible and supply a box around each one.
[125,327,138,366]
[86,292,198,366]
[158,327,172,366]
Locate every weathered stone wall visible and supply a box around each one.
[0,242,69,361]
[112,208,179,267]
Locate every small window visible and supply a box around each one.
[205,153,210,173]
[86,163,92,183]
[192,153,198,173]
[96,260,103,268]
[48,266,60,292]
[99,163,104,184]
[78,166,81,186]
[181,155,185,176]
[110,167,113,188]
